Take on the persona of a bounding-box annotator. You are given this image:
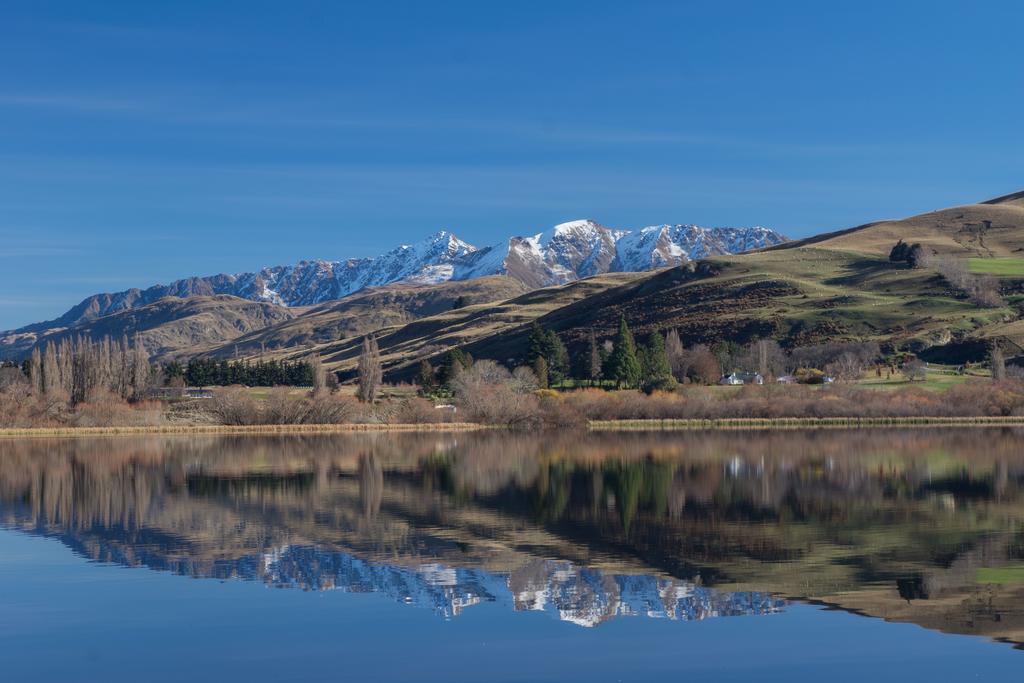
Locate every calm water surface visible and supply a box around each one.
[1,428,1023,681]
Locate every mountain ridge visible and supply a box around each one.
[8,220,785,336]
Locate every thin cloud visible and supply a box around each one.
[0,94,147,113]
[0,92,883,157]
[0,246,86,258]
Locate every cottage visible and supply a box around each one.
[719,371,764,386]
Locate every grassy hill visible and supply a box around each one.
[227,272,646,377]
[0,295,298,362]
[253,190,1024,380]
[203,276,529,359]
[7,190,1021,373]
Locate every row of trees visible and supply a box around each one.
[416,317,678,394]
[24,335,152,404]
[184,358,316,388]
[412,318,915,396]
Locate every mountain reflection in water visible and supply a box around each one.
[1,429,1023,642]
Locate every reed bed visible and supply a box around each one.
[590,416,1024,430]
[0,422,487,438]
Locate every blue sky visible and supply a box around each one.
[2,1,1022,329]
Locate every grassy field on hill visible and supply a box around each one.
[969,257,1024,276]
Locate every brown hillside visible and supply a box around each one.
[231,273,645,375]
[359,191,1024,377]
[782,191,1024,258]
[1,295,297,362]
[203,276,529,359]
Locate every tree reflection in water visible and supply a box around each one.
[1,428,1023,640]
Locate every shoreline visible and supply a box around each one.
[1,416,1024,438]
[0,422,488,438]
[589,416,1024,430]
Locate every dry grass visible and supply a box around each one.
[591,416,1024,430]
[0,422,488,438]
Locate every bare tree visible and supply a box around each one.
[511,366,539,394]
[687,344,721,385]
[57,338,73,395]
[587,328,602,386]
[902,358,927,382]
[826,351,865,382]
[357,334,382,403]
[130,334,150,400]
[451,360,540,426]
[933,256,1004,308]
[42,342,61,396]
[665,328,686,380]
[992,344,1006,382]
[310,353,327,396]
[749,338,785,379]
[29,348,43,394]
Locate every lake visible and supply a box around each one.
[1,428,1022,681]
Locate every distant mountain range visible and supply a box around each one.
[30,221,787,328]
[5,190,1024,367]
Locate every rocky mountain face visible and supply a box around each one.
[3,220,786,340]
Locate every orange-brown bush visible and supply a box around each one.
[0,385,164,428]
[208,387,359,425]
[556,381,1024,421]
[390,397,448,424]
[69,391,165,427]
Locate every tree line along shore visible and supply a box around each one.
[1,318,1022,431]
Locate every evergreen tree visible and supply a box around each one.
[547,331,569,385]
[439,348,472,388]
[889,240,910,262]
[527,321,568,385]
[527,322,548,365]
[641,329,672,383]
[163,361,184,381]
[606,316,642,388]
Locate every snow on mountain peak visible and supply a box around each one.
[32,219,787,326]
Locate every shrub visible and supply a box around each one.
[392,397,446,424]
[208,387,263,425]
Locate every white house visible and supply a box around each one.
[719,371,764,386]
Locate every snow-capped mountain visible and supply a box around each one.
[255,547,785,627]
[14,221,786,331]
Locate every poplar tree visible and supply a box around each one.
[357,334,382,402]
[587,328,602,386]
[665,329,685,379]
[992,345,1006,382]
[310,353,327,396]
[416,359,437,394]
[42,342,60,395]
[533,356,549,390]
[130,334,150,400]
[29,348,43,394]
